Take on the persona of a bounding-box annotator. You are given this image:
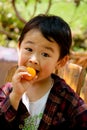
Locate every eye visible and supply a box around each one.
[42,52,50,57]
[26,48,33,52]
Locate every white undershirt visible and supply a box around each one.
[22,89,51,129]
[22,89,50,115]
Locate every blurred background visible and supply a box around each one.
[0,0,87,70]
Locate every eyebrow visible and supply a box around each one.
[44,46,54,53]
[25,40,54,53]
[26,41,34,44]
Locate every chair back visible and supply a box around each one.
[56,61,86,96]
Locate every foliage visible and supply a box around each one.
[0,0,87,52]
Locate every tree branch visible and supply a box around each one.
[11,0,27,23]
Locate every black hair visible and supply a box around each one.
[18,14,72,59]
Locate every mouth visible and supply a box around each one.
[36,70,40,75]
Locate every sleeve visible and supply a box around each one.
[74,104,87,128]
[0,83,17,122]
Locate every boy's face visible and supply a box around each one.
[17,29,63,80]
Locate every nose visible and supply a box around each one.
[29,55,39,65]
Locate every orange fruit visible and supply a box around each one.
[23,67,36,80]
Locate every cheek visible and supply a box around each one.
[18,55,26,66]
[43,64,49,70]
[43,62,56,73]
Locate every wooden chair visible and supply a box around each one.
[56,61,86,95]
[56,61,87,103]
[1,61,87,103]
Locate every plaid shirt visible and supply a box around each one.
[0,74,87,130]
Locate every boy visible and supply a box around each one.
[0,14,87,129]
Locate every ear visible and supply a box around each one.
[17,42,20,49]
[17,42,20,56]
[54,55,69,74]
[56,55,69,69]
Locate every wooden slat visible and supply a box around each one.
[0,60,17,86]
[5,65,17,83]
[80,74,87,103]
[76,68,86,95]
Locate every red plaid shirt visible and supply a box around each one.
[0,74,87,130]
